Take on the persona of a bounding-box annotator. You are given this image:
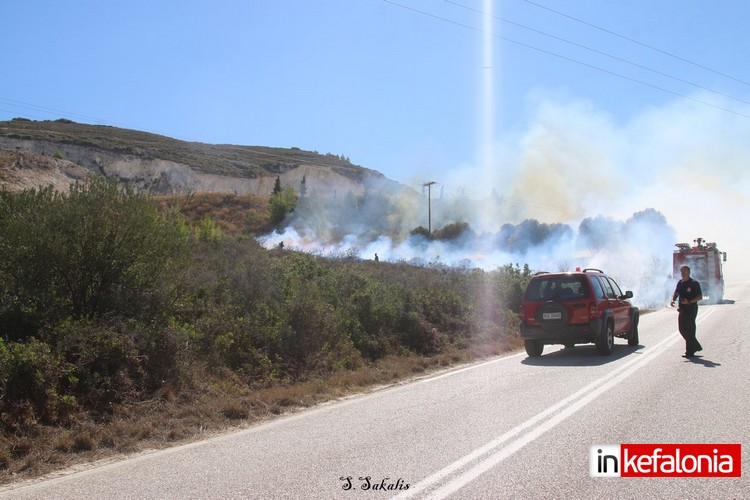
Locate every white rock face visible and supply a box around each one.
[0,137,370,198]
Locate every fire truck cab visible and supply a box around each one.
[673,237,727,304]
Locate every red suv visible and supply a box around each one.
[518,268,639,357]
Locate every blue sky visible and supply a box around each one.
[3,1,748,179]
[3,1,750,277]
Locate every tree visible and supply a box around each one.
[268,186,298,226]
[409,226,431,239]
[432,222,472,241]
[578,216,623,251]
[272,176,282,196]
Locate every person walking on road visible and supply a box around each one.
[670,265,703,357]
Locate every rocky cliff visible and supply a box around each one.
[0,118,386,197]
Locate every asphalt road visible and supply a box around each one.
[2,283,748,500]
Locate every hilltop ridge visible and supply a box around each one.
[0,118,386,196]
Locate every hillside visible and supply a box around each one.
[0,118,385,196]
[0,178,526,484]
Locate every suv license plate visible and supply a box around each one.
[543,312,562,320]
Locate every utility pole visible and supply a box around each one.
[423,181,436,235]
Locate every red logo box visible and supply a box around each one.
[591,444,742,477]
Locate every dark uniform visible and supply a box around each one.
[673,278,703,356]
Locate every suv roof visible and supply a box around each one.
[531,267,605,275]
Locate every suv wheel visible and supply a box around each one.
[595,321,615,356]
[524,340,544,357]
[627,312,639,346]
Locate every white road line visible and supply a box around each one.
[394,307,717,499]
[414,352,526,385]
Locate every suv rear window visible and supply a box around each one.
[524,275,590,301]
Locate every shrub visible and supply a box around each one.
[195,214,223,245]
[268,186,298,226]
[55,318,148,413]
[0,178,189,339]
[0,338,76,430]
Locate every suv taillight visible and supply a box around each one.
[589,302,602,319]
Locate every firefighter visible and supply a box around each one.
[670,265,703,357]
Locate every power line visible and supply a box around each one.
[524,0,750,87]
[444,0,750,106]
[382,0,750,119]
[0,97,132,129]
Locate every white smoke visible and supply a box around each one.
[259,91,750,307]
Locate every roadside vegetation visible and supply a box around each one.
[0,179,530,483]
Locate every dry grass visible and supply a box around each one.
[0,338,521,487]
[154,192,273,235]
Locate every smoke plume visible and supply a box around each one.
[260,92,750,307]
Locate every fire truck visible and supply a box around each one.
[673,237,727,304]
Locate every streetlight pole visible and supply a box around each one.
[423,181,436,235]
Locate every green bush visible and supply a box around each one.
[339,276,393,359]
[0,178,189,339]
[268,186,298,226]
[55,318,148,413]
[195,214,223,244]
[0,338,76,431]
[0,179,533,425]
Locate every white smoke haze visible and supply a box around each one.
[259,91,750,307]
